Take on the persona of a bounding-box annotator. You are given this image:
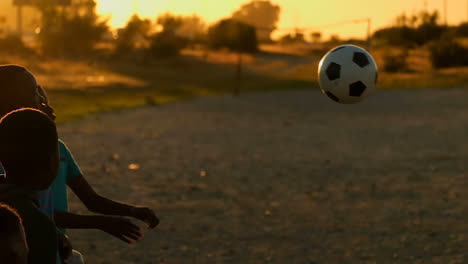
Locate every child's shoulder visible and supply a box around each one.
[7,197,56,239]
[0,183,37,204]
[58,139,66,148]
[12,199,58,264]
[7,198,40,219]
[58,139,71,153]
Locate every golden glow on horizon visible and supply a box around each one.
[97,0,467,39]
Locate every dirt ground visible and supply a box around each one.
[59,88,468,264]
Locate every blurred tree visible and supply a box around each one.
[208,18,258,95]
[328,34,341,44]
[373,10,446,47]
[0,34,34,55]
[231,0,280,42]
[278,33,293,43]
[382,48,409,72]
[208,19,258,53]
[156,12,183,34]
[310,31,322,43]
[35,0,108,56]
[414,10,445,45]
[429,36,468,68]
[147,13,196,58]
[176,15,206,44]
[115,14,152,53]
[455,22,468,37]
[147,31,188,58]
[373,26,416,47]
[279,31,305,44]
[156,13,206,43]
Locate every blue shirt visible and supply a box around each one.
[51,140,82,214]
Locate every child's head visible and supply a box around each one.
[0,108,59,190]
[0,65,55,120]
[0,203,28,264]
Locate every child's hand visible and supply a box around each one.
[57,231,72,262]
[130,206,159,229]
[97,216,144,244]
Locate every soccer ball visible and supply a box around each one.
[318,45,378,104]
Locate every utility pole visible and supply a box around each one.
[366,18,371,50]
[16,2,23,38]
[133,0,139,14]
[443,0,448,25]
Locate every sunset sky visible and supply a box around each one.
[97,0,467,39]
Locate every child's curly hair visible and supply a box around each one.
[0,108,58,190]
[0,65,39,117]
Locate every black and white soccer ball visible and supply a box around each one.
[318,45,378,104]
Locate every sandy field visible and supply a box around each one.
[59,88,468,264]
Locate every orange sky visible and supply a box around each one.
[97,0,467,39]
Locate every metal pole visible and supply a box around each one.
[234,52,242,96]
[367,18,371,50]
[444,0,448,25]
[16,3,23,38]
[133,0,139,14]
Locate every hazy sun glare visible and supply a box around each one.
[97,0,236,28]
[97,0,467,39]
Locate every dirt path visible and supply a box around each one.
[59,88,468,264]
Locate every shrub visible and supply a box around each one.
[382,48,409,72]
[0,35,34,55]
[429,37,468,68]
[455,22,468,37]
[147,32,188,58]
[207,19,258,53]
[115,15,152,54]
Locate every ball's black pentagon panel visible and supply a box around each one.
[330,46,345,53]
[349,81,367,97]
[325,91,340,102]
[352,52,370,67]
[325,62,341,81]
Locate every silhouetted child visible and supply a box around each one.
[0,64,73,263]
[0,108,59,264]
[0,65,158,257]
[0,203,28,264]
[36,85,158,241]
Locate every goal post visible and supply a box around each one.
[12,0,71,37]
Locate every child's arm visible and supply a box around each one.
[67,175,159,228]
[54,210,143,244]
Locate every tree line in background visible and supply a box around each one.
[0,0,279,58]
[0,0,467,69]
[373,10,468,69]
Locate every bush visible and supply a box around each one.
[0,35,34,55]
[373,27,417,47]
[115,15,152,54]
[208,19,258,53]
[455,22,468,37]
[147,32,188,58]
[373,10,446,47]
[382,48,409,72]
[429,37,468,68]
